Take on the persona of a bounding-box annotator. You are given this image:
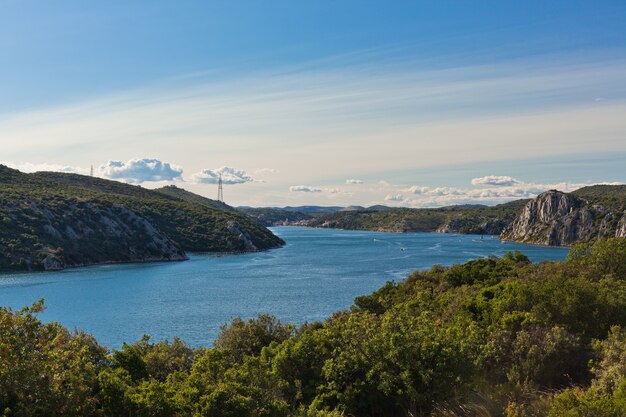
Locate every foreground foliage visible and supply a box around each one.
[1,238,625,416]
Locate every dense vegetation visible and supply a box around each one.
[572,185,626,211]
[307,201,528,235]
[0,166,283,271]
[2,237,625,416]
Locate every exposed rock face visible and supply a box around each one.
[617,214,626,238]
[226,221,259,252]
[7,201,188,271]
[501,190,595,246]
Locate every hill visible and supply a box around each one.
[305,200,527,234]
[502,185,626,245]
[0,166,284,271]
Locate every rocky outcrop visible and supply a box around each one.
[226,221,259,252]
[501,190,609,246]
[3,201,188,271]
[617,214,626,238]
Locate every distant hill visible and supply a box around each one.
[238,206,345,226]
[237,207,314,227]
[272,206,344,213]
[306,201,526,234]
[0,166,283,271]
[238,201,526,231]
[239,205,399,226]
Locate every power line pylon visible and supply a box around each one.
[217,174,224,202]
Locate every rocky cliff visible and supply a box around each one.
[501,189,626,246]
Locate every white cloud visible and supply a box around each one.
[406,186,430,194]
[428,187,464,196]
[99,158,183,184]
[289,185,322,193]
[471,175,522,186]
[326,188,341,194]
[191,166,254,185]
[346,179,364,184]
[384,194,406,202]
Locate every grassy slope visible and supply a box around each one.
[571,184,626,210]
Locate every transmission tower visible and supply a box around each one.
[90,165,94,177]
[217,174,224,202]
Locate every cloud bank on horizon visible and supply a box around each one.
[290,185,323,193]
[2,158,622,208]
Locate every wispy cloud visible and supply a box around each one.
[346,179,364,184]
[471,175,521,187]
[255,168,280,175]
[289,185,322,193]
[191,166,254,185]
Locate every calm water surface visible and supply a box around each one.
[0,227,568,348]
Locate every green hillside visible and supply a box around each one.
[0,166,284,271]
[307,200,528,234]
[571,184,626,210]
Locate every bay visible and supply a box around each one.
[0,227,568,348]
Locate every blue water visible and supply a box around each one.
[0,227,568,348]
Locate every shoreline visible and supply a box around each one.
[0,243,287,275]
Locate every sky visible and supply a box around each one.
[1,1,625,207]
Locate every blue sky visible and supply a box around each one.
[1,1,625,206]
